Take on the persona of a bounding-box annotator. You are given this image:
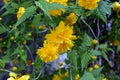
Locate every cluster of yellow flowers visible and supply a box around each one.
[47,0,68,17]
[7,72,30,80]
[17,7,25,20]
[37,21,76,63]
[37,12,77,63]
[113,2,120,12]
[78,0,100,10]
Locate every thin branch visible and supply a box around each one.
[97,19,100,39]
[25,45,35,79]
[80,18,97,39]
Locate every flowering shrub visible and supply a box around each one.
[0,0,120,80]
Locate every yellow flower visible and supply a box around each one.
[37,41,59,63]
[113,40,120,46]
[102,78,108,80]
[113,2,120,12]
[45,21,76,53]
[23,40,27,45]
[91,55,97,60]
[17,7,25,20]
[92,39,98,45]
[78,0,100,10]
[10,36,15,41]
[39,25,47,30]
[74,74,80,80]
[28,33,32,36]
[64,72,69,77]
[94,64,99,69]
[12,66,17,71]
[49,9,65,17]
[65,12,77,25]
[53,74,61,80]
[0,17,2,21]
[7,72,30,80]
[47,0,68,6]
[88,67,93,72]
[47,0,68,17]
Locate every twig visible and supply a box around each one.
[80,18,97,39]
[69,63,72,80]
[97,19,100,39]
[0,68,12,73]
[25,45,35,79]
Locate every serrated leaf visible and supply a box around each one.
[99,43,108,51]
[95,8,107,24]
[81,52,92,70]
[80,72,96,80]
[35,0,52,19]
[82,34,92,46]
[11,2,18,9]
[68,51,77,71]
[92,67,103,76]
[48,2,66,10]
[91,49,101,56]
[0,60,5,68]
[98,0,111,15]
[101,51,109,61]
[71,6,85,16]
[0,26,8,34]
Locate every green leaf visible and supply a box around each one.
[71,6,85,16]
[11,2,19,9]
[101,51,109,61]
[95,8,107,24]
[117,45,120,52]
[92,67,103,76]
[0,26,8,34]
[20,50,27,62]
[34,56,42,70]
[80,72,96,80]
[91,49,101,56]
[35,0,52,19]
[81,52,92,70]
[98,0,111,15]
[32,14,41,30]
[0,60,5,68]
[48,2,66,10]
[13,6,37,29]
[82,34,92,46]
[68,51,77,71]
[99,43,108,51]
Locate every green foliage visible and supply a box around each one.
[0,0,119,80]
[81,52,92,70]
[14,6,37,28]
[80,72,96,80]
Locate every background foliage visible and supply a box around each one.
[0,0,120,80]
